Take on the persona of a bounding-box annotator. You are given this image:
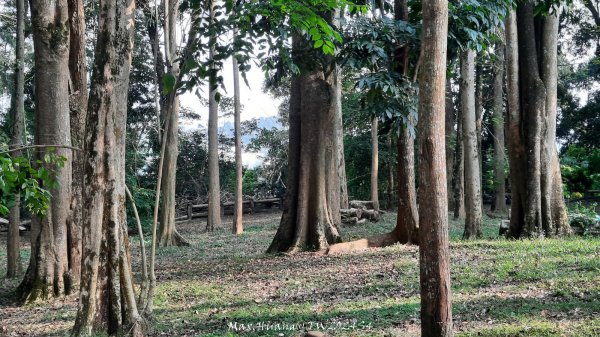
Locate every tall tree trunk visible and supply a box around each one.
[475,64,484,201]
[371,116,380,212]
[418,0,453,335]
[267,36,342,253]
[6,0,25,278]
[67,0,87,288]
[71,0,143,334]
[232,44,244,235]
[506,4,571,238]
[335,68,349,210]
[19,0,74,302]
[445,78,455,211]
[460,49,483,239]
[159,0,189,246]
[540,11,570,236]
[394,0,418,244]
[453,105,466,219]
[505,10,528,237]
[492,41,507,213]
[206,0,221,232]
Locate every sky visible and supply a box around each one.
[179,57,282,168]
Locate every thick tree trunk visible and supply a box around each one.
[19,0,74,302]
[371,116,380,212]
[540,12,571,236]
[418,0,453,336]
[67,0,87,288]
[492,41,507,213]
[267,37,342,253]
[445,78,455,211]
[71,0,143,335]
[505,10,528,237]
[453,106,466,219]
[506,5,571,238]
[460,49,483,239]
[232,46,244,235]
[7,0,25,278]
[159,0,189,247]
[207,0,221,232]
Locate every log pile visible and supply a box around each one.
[341,200,381,225]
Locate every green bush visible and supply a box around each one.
[568,202,599,236]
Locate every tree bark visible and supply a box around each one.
[159,0,189,247]
[492,41,507,213]
[418,0,453,335]
[267,36,342,253]
[7,0,25,278]
[445,78,455,211]
[19,0,74,302]
[453,105,466,219]
[460,49,483,239]
[540,11,570,236]
[207,0,221,232]
[71,0,143,334]
[370,116,380,212]
[67,0,87,288]
[232,40,244,235]
[505,4,571,238]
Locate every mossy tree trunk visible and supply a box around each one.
[71,0,143,334]
[67,0,87,288]
[19,0,74,302]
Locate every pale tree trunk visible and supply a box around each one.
[334,65,349,209]
[159,0,189,247]
[71,0,143,334]
[207,0,221,232]
[445,78,455,211]
[67,0,87,288]
[267,36,342,253]
[540,11,570,236]
[232,45,244,234]
[453,105,466,219]
[475,65,484,198]
[7,0,25,278]
[418,0,453,335]
[460,49,483,239]
[492,41,507,213]
[19,0,74,302]
[506,4,571,238]
[371,116,380,211]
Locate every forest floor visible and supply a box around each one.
[0,211,599,336]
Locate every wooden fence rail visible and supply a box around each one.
[177,197,283,222]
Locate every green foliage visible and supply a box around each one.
[242,169,258,196]
[340,15,420,135]
[448,0,514,53]
[0,151,65,217]
[567,202,599,235]
[560,145,600,197]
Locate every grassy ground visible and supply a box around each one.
[1,211,599,336]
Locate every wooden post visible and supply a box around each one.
[187,203,193,221]
[250,198,255,214]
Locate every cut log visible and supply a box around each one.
[349,200,376,210]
